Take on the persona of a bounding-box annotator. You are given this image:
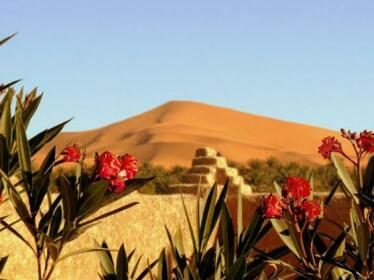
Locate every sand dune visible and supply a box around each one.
[38,101,339,167]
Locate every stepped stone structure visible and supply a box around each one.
[174,147,252,196]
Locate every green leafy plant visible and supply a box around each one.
[95,240,157,280]
[100,182,290,279]
[320,130,374,279]
[0,34,154,280]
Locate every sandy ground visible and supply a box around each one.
[36,101,343,168]
[0,190,350,280]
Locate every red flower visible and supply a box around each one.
[109,178,126,193]
[96,151,121,179]
[119,154,138,180]
[358,130,374,153]
[283,177,311,200]
[263,194,284,219]
[300,200,322,222]
[318,136,343,159]
[62,144,81,162]
[96,151,138,193]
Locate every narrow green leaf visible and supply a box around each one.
[0,94,12,148]
[0,80,21,92]
[22,93,41,129]
[331,153,359,204]
[0,256,8,273]
[363,155,374,196]
[31,147,56,213]
[58,247,116,263]
[98,177,155,208]
[28,119,70,156]
[15,114,31,174]
[271,218,302,259]
[79,202,138,227]
[94,240,115,275]
[0,33,17,46]
[116,244,128,280]
[48,206,62,238]
[58,175,77,222]
[78,180,108,218]
[157,249,169,280]
[227,256,246,280]
[221,203,234,271]
[350,206,370,263]
[199,184,217,250]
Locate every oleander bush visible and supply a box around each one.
[0,34,153,280]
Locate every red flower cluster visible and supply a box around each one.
[263,194,284,219]
[318,136,342,159]
[357,130,374,153]
[283,177,311,199]
[96,151,138,193]
[62,144,82,163]
[263,177,322,222]
[318,129,374,161]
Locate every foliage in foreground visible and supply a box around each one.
[0,34,153,280]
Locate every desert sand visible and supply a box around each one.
[38,101,340,168]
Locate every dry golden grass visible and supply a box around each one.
[0,190,350,280]
[0,191,201,280]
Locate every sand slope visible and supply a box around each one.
[39,101,339,167]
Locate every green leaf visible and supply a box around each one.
[48,206,62,238]
[98,177,155,208]
[28,119,70,157]
[0,256,8,273]
[237,207,265,257]
[94,240,115,275]
[78,202,138,227]
[271,218,302,259]
[180,190,198,265]
[173,226,185,256]
[350,206,370,263]
[273,181,283,196]
[221,203,234,271]
[157,249,169,280]
[0,170,34,234]
[31,147,56,213]
[0,33,17,46]
[199,184,217,250]
[58,175,77,223]
[58,247,116,263]
[135,258,158,280]
[15,114,32,174]
[116,244,128,280]
[78,180,108,218]
[0,93,12,148]
[363,155,374,196]
[0,135,9,174]
[227,256,246,280]
[237,181,243,236]
[331,153,359,204]
[21,93,41,129]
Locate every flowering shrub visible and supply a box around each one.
[95,151,138,193]
[0,34,153,280]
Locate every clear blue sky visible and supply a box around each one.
[1,0,373,136]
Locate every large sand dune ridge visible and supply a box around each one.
[39,101,339,167]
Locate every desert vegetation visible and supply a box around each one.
[1,34,374,280]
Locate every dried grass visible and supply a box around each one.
[1,192,201,280]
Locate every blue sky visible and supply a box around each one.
[1,0,373,135]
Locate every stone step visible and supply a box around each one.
[187,165,217,175]
[195,147,218,158]
[230,176,244,186]
[182,174,215,185]
[225,167,238,177]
